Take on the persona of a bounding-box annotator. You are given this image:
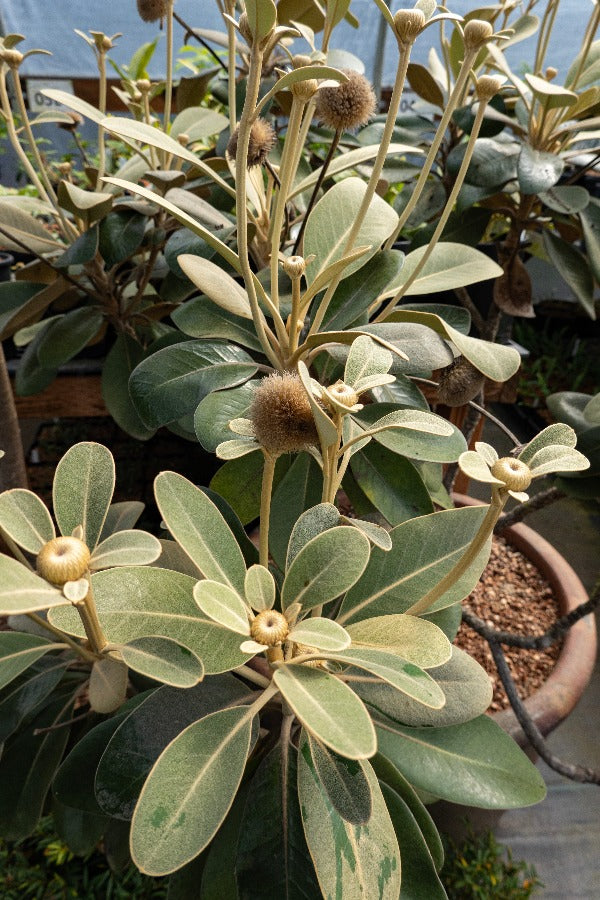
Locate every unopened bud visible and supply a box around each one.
[545,66,558,81]
[238,13,254,45]
[177,133,190,146]
[393,9,426,45]
[136,79,152,93]
[1,48,23,67]
[282,255,307,280]
[57,162,72,175]
[292,55,313,69]
[463,19,494,51]
[326,381,360,409]
[475,75,503,102]
[250,609,289,646]
[491,457,532,492]
[37,536,91,586]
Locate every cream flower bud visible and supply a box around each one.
[393,9,426,45]
[282,255,307,280]
[491,457,532,492]
[136,79,152,93]
[327,380,359,408]
[475,75,504,102]
[37,536,91,586]
[463,19,494,51]
[1,48,24,67]
[250,610,290,646]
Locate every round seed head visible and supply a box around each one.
[250,373,319,455]
[227,117,276,168]
[491,457,532,492]
[37,536,91,586]
[463,19,494,51]
[282,255,307,280]
[475,75,504,102]
[136,0,170,24]
[327,380,359,408]
[315,70,377,132]
[436,357,485,407]
[250,609,289,646]
[393,9,426,45]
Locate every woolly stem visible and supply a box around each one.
[384,47,478,250]
[259,452,277,568]
[96,47,107,188]
[376,95,489,320]
[405,488,508,617]
[26,612,98,663]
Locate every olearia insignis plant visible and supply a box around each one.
[0,1,593,897]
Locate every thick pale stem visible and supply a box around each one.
[286,273,303,357]
[234,663,271,688]
[96,50,107,188]
[26,612,98,663]
[308,43,412,338]
[259,452,277,568]
[385,47,478,249]
[406,490,508,617]
[10,69,75,240]
[225,0,237,131]
[376,96,489,319]
[569,4,600,90]
[164,0,174,131]
[235,43,282,369]
[74,576,108,654]
[269,97,305,309]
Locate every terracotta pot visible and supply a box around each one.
[431,494,596,838]
[454,493,597,746]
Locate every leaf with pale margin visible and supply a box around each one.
[286,503,339,568]
[376,715,546,808]
[304,177,399,285]
[99,501,145,542]
[346,614,451,668]
[327,647,445,708]
[297,361,338,449]
[274,665,375,758]
[129,341,258,430]
[0,632,62,691]
[385,243,503,296]
[281,526,370,612]
[458,450,503,484]
[177,256,253,320]
[0,489,54,553]
[155,471,246,594]
[361,644,492,728]
[48,567,252,675]
[288,618,351,652]
[130,705,255,876]
[308,735,372,825]
[118,637,204,687]
[0,555,67,615]
[90,530,161,569]
[244,565,275,612]
[518,423,577,463]
[298,737,400,898]
[52,442,114,552]
[344,334,392,388]
[193,580,250,635]
[338,506,491,623]
[526,445,589,477]
[387,308,521,382]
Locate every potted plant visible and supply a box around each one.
[0,1,596,896]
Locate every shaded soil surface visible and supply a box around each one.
[456,535,561,713]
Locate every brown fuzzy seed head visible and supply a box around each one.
[315,70,377,132]
[463,19,494,51]
[491,457,532,492]
[250,610,289,646]
[250,373,319,455]
[393,9,426,44]
[227,118,276,168]
[475,75,503,102]
[436,357,485,407]
[136,0,170,24]
[37,536,91,586]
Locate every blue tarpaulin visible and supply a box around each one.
[0,1,591,86]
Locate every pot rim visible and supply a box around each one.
[454,493,597,743]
